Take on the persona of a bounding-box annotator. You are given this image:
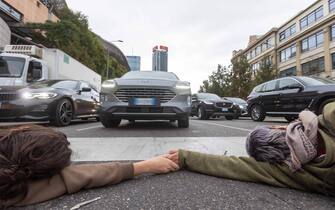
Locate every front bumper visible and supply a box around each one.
[205,106,238,117]
[100,95,191,120]
[0,98,56,120]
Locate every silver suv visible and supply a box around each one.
[99,71,191,128]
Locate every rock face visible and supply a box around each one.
[0,17,10,50]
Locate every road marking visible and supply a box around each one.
[76,125,103,131]
[192,120,252,132]
[69,137,248,161]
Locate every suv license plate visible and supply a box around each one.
[132,98,157,106]
[222,108,228,112]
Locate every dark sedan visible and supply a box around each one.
[191,93,238,120]
[0,80,100,126]
[223,97,249,118]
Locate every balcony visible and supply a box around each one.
[0,0,22,22]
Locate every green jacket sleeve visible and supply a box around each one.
[178,150,324,192]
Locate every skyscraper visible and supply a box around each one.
[126,56,141,71]
[152,45,168,72]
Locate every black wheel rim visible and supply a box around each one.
[251,106,260,120]
[59,101,73,125]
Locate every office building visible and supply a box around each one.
[126,56,141,71]
[232,0,335,79]
[152,45,168,72]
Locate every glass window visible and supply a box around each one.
[315,7,323,20]
[332,53,335,69]
[316,31,324,45]
[331,25,335,40]
[279,78,300,90]
[279,44,296,62]
[0,56,25,78]
[300,6,323,30]
[301,31,324,53]
[301,57,325,75]
[263,81,277,92]
[279,67,297,77]
[279,24,296,42]
[300,17,308,30]
[308,36,316,49]
[330,0,335,12]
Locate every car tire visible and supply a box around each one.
[178,117,189,128]
[50,99,73,127]
[284,116,297,122]
[197,106,208,120]
[250,104,265,122]
[318,99,335,115]
[225,116,234,120]
[100,115,121,128]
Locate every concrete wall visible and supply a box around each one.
[5,0,59,23]
[0,17,10,49]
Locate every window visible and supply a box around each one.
[279,78,300,90]
[279,44,296,62]
[301,57,325,75]
[332,53,335,69]
[330,0,335,12]
[263,81,277,92]
[300,6,324,30]
[331,25,335,40]
[301,31,324,53]
[251,62,260,71]
[279,67,297,77]
[279,24,296,42]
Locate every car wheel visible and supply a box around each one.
[250,104,265,122]
[100,115,121,128]
[178,117,189,128]
[318,99,335,115]
[51,99,73,127]
[197,106,207,120]
[225,116,234,120]
[284,116,297,122]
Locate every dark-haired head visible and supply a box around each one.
[0,125,72,201]
[246,126,290,164]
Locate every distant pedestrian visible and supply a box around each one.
[0,125,178,208]
[168,102,335,196]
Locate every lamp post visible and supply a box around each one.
[106,40,124,79]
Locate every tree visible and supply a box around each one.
[29,8,127,80]
[254,57,278,86]
[229,55,253,98]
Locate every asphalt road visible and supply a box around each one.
[6,117,335,209]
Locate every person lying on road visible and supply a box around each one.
[0,125,179,208]
[167,102,335,196]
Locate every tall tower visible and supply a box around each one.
[152,45,168,72]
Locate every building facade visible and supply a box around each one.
[232,0,335,79]
[152,45,168,72]
[126,56,141,71]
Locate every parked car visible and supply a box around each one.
[223,97,249,118]
[0,80,100,126]
[191,93,238,120]
[99,71,191,128]
[247,76,335,122]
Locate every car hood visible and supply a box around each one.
[203,99,231,103]
[0,86,64,94]
[115,78,178,88]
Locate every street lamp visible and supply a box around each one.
[106,40,124,79]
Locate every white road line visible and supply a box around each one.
[69,137,247,161]
[76,125,103,131]
[192,120,252,132]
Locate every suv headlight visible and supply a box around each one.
[102,80,117,93]
[22,92,58,99]
[175,82,191,95]
[204,100,214,105]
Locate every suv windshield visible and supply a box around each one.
[122,71,179,80]
[0,56,26,78]
[299,76,335,86]
[198,93,221,100]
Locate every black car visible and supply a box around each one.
[223,97,249,118]
[0,80,100,126]
[247,76,335,122]
[191,93,238,120]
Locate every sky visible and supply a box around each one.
[66,0,315,92]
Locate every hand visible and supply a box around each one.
[167,150,179,165]
[133,155,179,176]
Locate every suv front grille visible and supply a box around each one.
[115,88,176,103]
[215,102,233,108]
[0,93,19,101]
